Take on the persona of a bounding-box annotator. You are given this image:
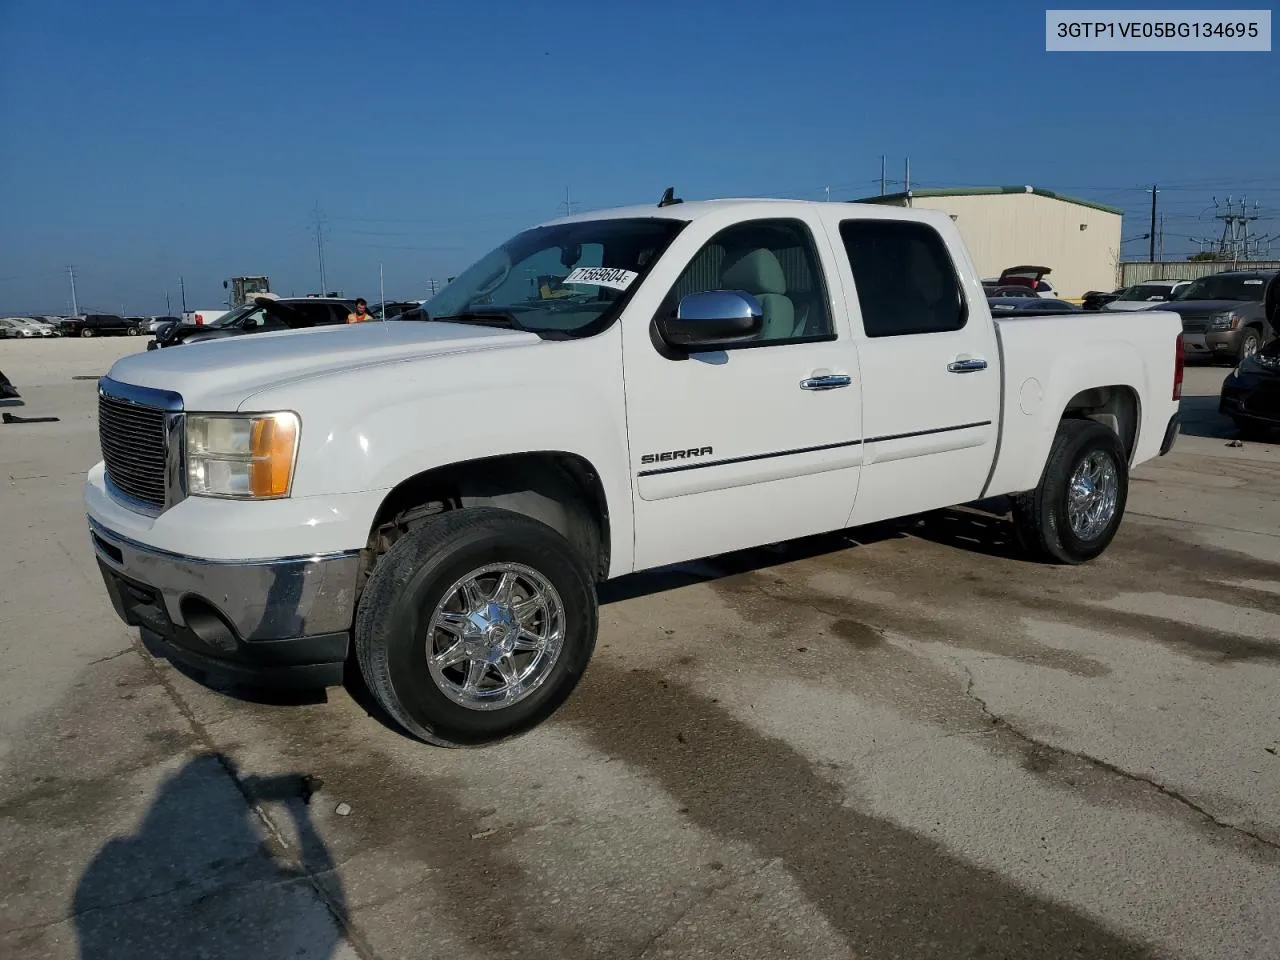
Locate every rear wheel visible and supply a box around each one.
[1012,419,1128,564]
[354,507,598,746]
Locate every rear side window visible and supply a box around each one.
[838,220,967,337]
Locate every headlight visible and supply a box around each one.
[1209,311,1238,330]
[185,412,299,499]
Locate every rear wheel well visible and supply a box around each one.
[1061,385,1139,462]
[361,452,610,592]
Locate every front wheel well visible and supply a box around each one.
[361,452,611,590]
[1061,384,1140,462]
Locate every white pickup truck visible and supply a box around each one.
[86,196,1184,746]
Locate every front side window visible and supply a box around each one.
[421,218,685,337]
[839,220,966,337]
[667,218,834,344]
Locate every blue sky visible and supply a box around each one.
[1,0,1277,314]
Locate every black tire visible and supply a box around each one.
[1237,328,1262,364]
[1012,419,1128,565]
[354,507,598,746]
[126,326,139,337]
[79,328,94,338]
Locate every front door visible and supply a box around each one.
[621,213,863,571]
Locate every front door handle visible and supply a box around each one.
[947,358,988,373]
[800,374,852,391]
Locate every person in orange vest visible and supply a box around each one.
[347,298,371,323]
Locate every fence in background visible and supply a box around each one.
[1119,260,1280,287]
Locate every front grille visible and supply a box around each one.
[99,393,168,508]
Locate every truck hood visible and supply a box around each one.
[1157,299,1254,315]
[106,320,541,410]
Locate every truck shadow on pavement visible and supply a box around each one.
[73,752,348,960]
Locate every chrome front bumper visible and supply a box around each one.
[89,517,360,687]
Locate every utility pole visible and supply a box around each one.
[165,284,172,316]
[179,275,188,314]
[1158,215,1165,261]
[379,263,386,322]
[66,265,80,315]
[1148,184,1158,263]
[562,187,574,216]
[880,155,886,196]
[904,157,911,193]
[313,202,328,294]
[825,185,830,202]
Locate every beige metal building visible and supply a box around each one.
[857,186,1123,299]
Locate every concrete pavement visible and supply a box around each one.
[2,338,1278,959]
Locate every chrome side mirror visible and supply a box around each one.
[658,290,764,349]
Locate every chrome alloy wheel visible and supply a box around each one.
[425,563,566,711]
[1066,450,1119,541]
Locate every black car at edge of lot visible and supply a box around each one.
[148,296,358,349]
[1219,274,1280,438]
[59,314,143,338]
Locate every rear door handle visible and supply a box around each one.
[800,374,852,391]
[947,358,988,373]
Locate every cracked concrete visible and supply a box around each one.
[4,341,1280,959]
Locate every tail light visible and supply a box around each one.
[195,314,204,325]
[1172,333,1184,400]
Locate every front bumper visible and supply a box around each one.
[1220,370,1280,425]
[1182,330,1239,358]
[89,517,360,687]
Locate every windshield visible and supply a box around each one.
[1117,284,1172,302]
[209,305,255,328]
[1174,275,1269,302]
[420,218,686,336]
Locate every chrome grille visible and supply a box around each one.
[99,393,168,508]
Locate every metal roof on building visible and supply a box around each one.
[855,185,1124,217]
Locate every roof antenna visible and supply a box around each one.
[658,186,683,208]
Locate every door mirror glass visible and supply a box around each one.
[658,290,764,349]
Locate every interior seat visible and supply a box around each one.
[719,248,796,340]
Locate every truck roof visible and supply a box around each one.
[538,197,952,228]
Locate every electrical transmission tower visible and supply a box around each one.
[1210,197,1273,261]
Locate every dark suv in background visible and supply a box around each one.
[149,297,356,349]
[59,314,143,338]
[1159,270,1276,364]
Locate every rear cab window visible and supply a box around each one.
[837,219,967,337]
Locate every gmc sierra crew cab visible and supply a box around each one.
[85,196,1184,747]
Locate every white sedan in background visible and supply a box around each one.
[0,317,60,338]
[1104,280,1192,311]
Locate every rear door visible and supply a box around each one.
[830,215,1000,526]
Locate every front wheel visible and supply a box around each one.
[79,328,95,338]
[1237,329,1262,363]
[126,326,139,337]
[1012,419,1129,564]
[354,507,598,746]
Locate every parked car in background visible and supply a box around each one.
[371,300,425,320]
[59,314,142,338]
[1103,280,1192,312]
[149,296,356,349]
[0,317,60,338]
[1082,288,1123,311]
[985,285,1042,299]
[1158,270,1276,363]
[1220,336,1280,438]
[987,297,1082,314]
[984,265,1056,298]
[146,315,181,333]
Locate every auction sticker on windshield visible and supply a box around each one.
[563,267,638,291]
